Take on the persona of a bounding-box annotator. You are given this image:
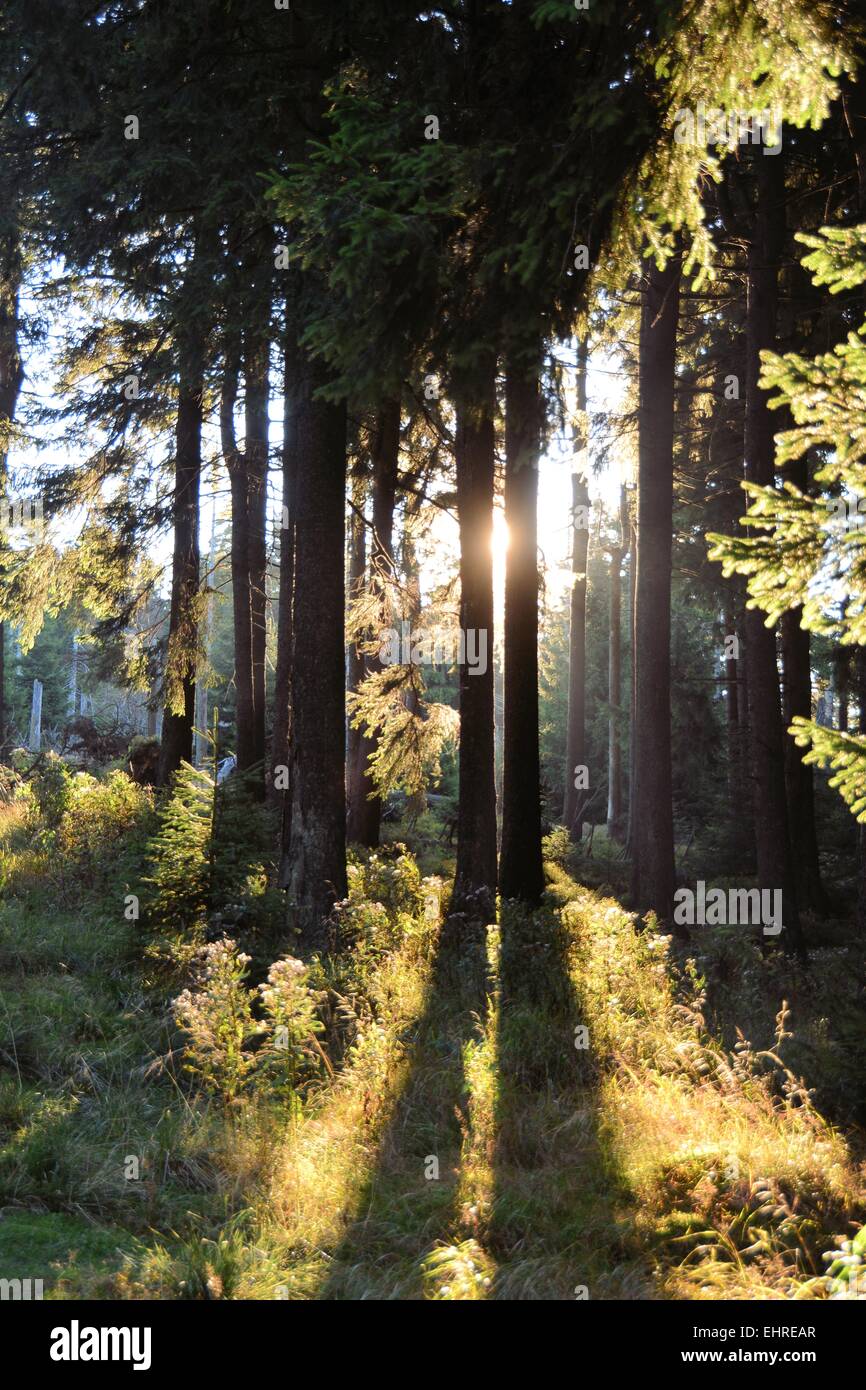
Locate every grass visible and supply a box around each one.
[0,792,864,1299]
[0,1210,136,1298]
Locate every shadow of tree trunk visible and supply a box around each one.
[316,929,490,1299]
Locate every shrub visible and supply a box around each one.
[30,753,73,830]
[173,939,260,1105]
[349,843,423,919]
[257,956,325,1103]
[142,764,282,975]
[541,825,573,869]
[173,938,325,1107]
[142,763,214,954]
[34,767,154,900]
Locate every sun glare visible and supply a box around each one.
[491,508,510,563]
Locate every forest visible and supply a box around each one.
[1,0,866,1327]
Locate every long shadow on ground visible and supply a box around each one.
[487,895,655,1300]
[316,925,490,1299]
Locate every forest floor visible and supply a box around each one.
[1,799,865,1300]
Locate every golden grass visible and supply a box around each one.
[3,787,863,1300]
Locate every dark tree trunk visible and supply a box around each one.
[400,487,424,724]
[625,510,637,856]
[742,151,802,953]
[345,465,369,840]
[245,336,269,780]
[564,340,590,838]
[448,372,497,929]
[833,646,850,732]
[271,320,300,836]
[346,398,400,847]
[843,79,866,932]
[779,448,826,913]
[607,484,628,839]
[737,608,749,742]
[630,251,680,928]
[724,601,739,733]
[499,360,544,903]
[781,609,827,912]
[223,326,269,794]
[0,230,23,755]
[158,360,204,785]
[722,578,748,814]
[856,649,866,933]
[282,352,348,950]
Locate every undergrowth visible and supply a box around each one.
[0,769,864,1300]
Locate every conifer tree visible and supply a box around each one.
[630,251,681,928]
[564,341,591,842]
[499,354,545,904]
[710,221,866,836]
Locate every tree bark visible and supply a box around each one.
[499,359,544,903]
[724,601,739,733]
[563,339,590,838]
[625,507,637,856]
[345,463,368,840]
[833,645,850,732]
[723,588,751,847]
[607,484,628,839]
[779,452,826,913]
[0,229,23,755]
[282,351,348,950]
[448,370,497,929]
[781,609,827,912]
[245,334,270,781]
[158,355,204,785]
[742,151,802,953]
[222,318,269,794]
[346,398,400,846]
[271,318,300,835]
[630,251,680,928]
[856,649,866,933]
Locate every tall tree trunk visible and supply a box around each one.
[271,319,300,832]
[222,321,269,794]
[282,351,348,950]
[448,371,497,929]
[194,496,217,767]
[724,601,739,734]
[780,451,826,913]
[781,610,827,912]
[630,251,680,928]
[564,339,590,838]
[856,649,866,933]
[346,398,400,847]
[158,354,204,784]
[833,645,850,731]
[607,484,628,839]
[401,488,424,721]
[0,229,23,755]
[843,79,866,932]
[625,507,638,856]
[742,152,802,953]
[499,359,544,903]
[245,334,269,782]
[345,464,368,840]
[722,597,739,795]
